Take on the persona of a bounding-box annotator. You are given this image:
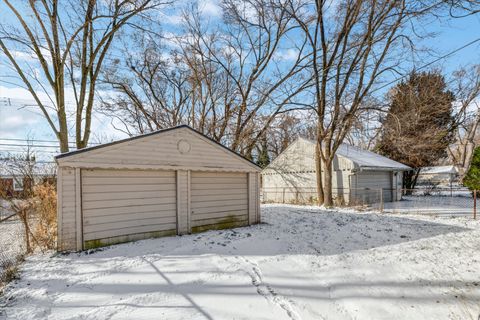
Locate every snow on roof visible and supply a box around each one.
[336,143,411,170]
[302,138,411,170]
[419,165,458,175]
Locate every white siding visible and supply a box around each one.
[248,172,260,224]
[81,169,177,248]
[190,171,249,232]
[58,128,258,172]
[355,171,393,202]
[176,170,190,235]
[261,138,355,204]
[57,167,77,251]
[262,170,353,204]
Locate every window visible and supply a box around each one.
[13,179,24,191]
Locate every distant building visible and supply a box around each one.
[261,137,411,205]
[417,165,459,188]
[0,162,56,199]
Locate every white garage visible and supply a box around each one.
[56,125,261,251]
[262,137,410,205]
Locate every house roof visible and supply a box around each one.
[419,165,458,175]
[335,143,411,171]
[55,125,261,171]
[300,138,411,171]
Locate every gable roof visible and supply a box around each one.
[419,165,458,175]
[266,137,410,171]
[335,143,411,171]
[56,125,261,172]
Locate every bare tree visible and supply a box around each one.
[447,65,480,177]
[286,0,446,206]
[181,0,311,157]
[102,0,310,159]
[0,0,166,152]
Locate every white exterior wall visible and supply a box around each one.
[57,167,77,251]
[261,138,405,205]
[57,126,261,251]
[262,138,355,204]
[190,172,249,232]
[58,127,258,172]
[81,169,177,249]
[353,171,393,203]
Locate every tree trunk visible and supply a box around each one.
[323,158,334,207]
[403,169,420,194]
[315,140,324,205]
[58,104,70,152]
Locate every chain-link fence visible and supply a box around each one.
[383,188,475,217]
[261,187,386,211]
[261,187,477,218]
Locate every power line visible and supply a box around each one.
[0,143,64,148]
[372,37,480,94]
[0,138,102,145]
[0,149,61,154]
[0,138,76,145]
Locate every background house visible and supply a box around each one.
[261,138,411,205]
[0,174,32,199]
[0,161,56,199]
[416,165,459,188]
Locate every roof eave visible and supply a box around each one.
[357,166,411,172]
[55,125,261,171]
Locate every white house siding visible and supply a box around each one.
[81,169,177,249]
[248,173,261,225]
[57,167,77,251]
[176,170,190,235]
[261,138,409,205]
[56,126,261,251]
[190,171,249,232]
[58,128,255,172]
[262,139,356,204]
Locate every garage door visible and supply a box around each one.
[356,171,393,202]
[81,169,177,247]
[191,171,249,232]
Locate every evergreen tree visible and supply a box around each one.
[256,136,270,168]
[463,147,480,191]
[376,71,455,189]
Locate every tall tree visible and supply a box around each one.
[0,0,164,152]
[447,65,480,178]
[376,71,456,189]
[286,0,439,206]
[102,0,310,158]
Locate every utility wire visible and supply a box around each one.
[371,37,480,94]
[0,138,102,146]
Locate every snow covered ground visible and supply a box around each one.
[1,204,480,320]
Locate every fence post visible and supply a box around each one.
[282,187,286,204]
[379,188,384,213]
[474,190,477,220]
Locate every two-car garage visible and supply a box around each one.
[56,126,261,251]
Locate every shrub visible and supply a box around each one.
[464,147,480,191]
[32,183,57,251]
